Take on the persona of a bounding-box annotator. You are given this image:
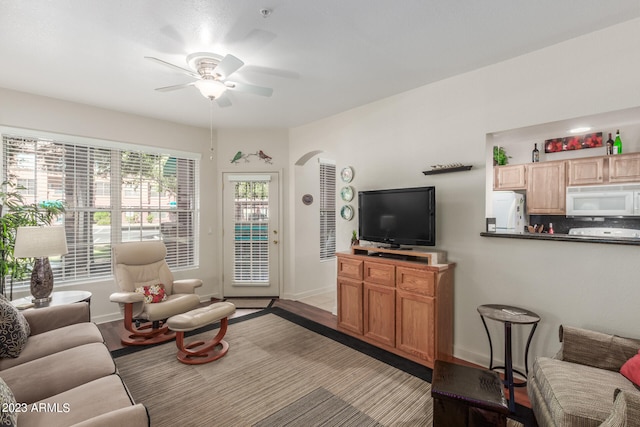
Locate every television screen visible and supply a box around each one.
[358,186,436,247]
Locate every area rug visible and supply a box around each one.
[113,308,533,426]
[223,297,275,309]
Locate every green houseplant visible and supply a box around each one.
[0,181,64,299]
[493,146,510,166]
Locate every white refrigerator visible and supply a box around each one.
[492,191,526,233]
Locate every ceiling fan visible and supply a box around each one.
[145,52,274,106]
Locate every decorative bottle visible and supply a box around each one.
[606,133,614,155]
[613,130,623,154]
[532,143,539,163]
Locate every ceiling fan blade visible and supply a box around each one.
[155,82,196,92]
[215,94,232,108]
[225,81,273,97]
[215,54,244,79]
[145,56,200,79]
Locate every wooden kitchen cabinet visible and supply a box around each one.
[527,160,566,214]
[609,153,640,183]
[494,164,527,190]
[337,249,454,368]
[567,157,605,186]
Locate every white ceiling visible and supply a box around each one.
[1,1,639,130]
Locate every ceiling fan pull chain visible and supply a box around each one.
[209,99,214,161]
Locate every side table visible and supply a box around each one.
[431,359,509,426]
[12,290,92,310]
[477,304,540,413]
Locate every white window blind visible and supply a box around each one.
[319,160,336,260]
[232,179,269,284]
[2,133,200,286]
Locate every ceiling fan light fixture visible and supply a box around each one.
[195,79,226,99]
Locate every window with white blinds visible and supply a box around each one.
[2,133,199,286]
[319,160,336,260]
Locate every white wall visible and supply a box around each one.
[0,88,217,323]
[289,18,640,370]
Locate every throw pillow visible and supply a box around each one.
[620,349,640,388]
[134,284,167,304]
[0,294,31,358]
[0,377,17,427]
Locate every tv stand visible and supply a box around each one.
[351,245,446,265]
[336,249,455,368]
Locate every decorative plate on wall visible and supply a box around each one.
[340,205,354,221]
[340,166,354,183]
[340,186,354,202]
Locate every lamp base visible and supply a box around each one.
[32,296,53,306]
[30,257,54,303]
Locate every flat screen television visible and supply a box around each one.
[358,186,436,248]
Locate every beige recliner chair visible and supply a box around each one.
[110,241,202,346]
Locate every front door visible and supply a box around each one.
[222,172,280,297]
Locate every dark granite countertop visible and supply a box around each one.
[480,232,640,246]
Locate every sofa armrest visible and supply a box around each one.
[559,325,640,371]
[173,279,203,294]
[70,404,150,427]
[22,302,90,336]
[599,389,640,427]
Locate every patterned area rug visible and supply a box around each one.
[113,308,533,426]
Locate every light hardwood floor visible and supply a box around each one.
[99,298,530,409]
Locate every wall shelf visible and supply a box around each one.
[422,165,472,175]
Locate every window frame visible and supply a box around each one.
[1,127,201,288]
[319,158,336,261]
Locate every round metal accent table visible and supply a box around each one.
[477,304,540,413]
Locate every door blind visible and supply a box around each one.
[232,180,269,284]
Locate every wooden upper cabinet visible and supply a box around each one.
[609,153,640,183]
[567,157,605,186]
[527,160,566,215]
[494,164,526,190]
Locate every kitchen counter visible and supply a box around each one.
[480,232,640,246]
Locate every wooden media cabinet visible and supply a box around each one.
[337,246,455,368]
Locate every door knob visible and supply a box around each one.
[273,240,279,244]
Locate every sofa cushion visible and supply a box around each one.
[0,294,31,358]
[620,350,640,388]
[0,322,104,371]
[1,342,116,404]
[16,375,137,427]
[560,326,640,372]
[0,376,17,427]
[531,357,640,427]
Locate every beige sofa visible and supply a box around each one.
[0,299,149,426]
[528,325,640,427]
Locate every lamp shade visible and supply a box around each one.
[194,79,226,99]
[13,226,68,258]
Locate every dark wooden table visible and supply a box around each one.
[431,359,509,427]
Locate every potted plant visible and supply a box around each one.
[0,181,64,299]
[351,230,359,246]
[493,146,510,166]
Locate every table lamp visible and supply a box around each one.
[13,226,68,304]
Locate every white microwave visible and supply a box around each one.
[566,184,640,217]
